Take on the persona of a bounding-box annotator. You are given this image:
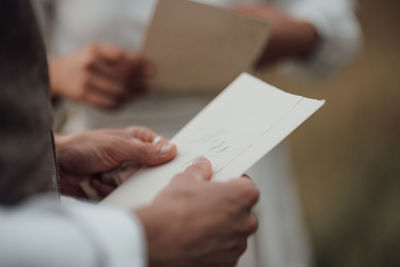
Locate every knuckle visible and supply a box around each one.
[114,51,125,61]
[240,214,259,235]
[248,185,260,204]
[86,44,99,56]
[239,181,260,206]
[138,126,153,133]
[171,173,187,185]
[128,126,154,137]
[81,56,95,70]
[80,79,92,96]
[236,240,248,255]
[77,85,90,101]
[141,144,155,157]
[184,165,205,179]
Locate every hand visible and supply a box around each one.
[234,5,319,67]
[56,126,176,199]
[136,157,259,267]
[49,43,155,109]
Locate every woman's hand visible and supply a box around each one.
[234,5,319,67]
[49,43,155,109]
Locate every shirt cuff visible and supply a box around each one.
[280,1,362,77]
[62,201,147,267]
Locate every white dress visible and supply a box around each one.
[49,1,361,266]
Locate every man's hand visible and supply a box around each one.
[136,157,259,267]
[49,43,155,109]
[56,126,177,199]
[234,5,319,67]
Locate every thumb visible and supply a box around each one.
[129,140,177,166]
[182,157,213,182]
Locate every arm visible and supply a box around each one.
[236,5,319,66]
[281,0,362,75]
[236,0,362,76]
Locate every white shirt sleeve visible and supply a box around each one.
[277,0,362,77]
[0,196,146,267]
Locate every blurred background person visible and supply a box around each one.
[35,0,361,267]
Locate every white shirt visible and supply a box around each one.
[0,196,146,267]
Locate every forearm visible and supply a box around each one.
[257,19,319,67]
[278,0,362,75]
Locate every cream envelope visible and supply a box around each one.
[141,0,271,93]
[102,73,325,209]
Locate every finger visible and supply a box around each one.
[126,78,149,97]
[128,57,156,78]
[94,43,152,77]
[233,6,257,13]
[152,135,162,145]
[91,59,128,82]
[100,163,140,185]
[227,238,248,258]
[238,213,259,236]
[233,6,266,17]
[181,157,213,182]
[91,178,115,198]
[94,43,130,65]
[125,126,160,143]
[84,90,120,109]
[103,126,166,144]
[125,140,177,166]
[98,172,119,187]
[88,74,129,99]
[226,177,260,209]
[139,59,156,77]
[242,173,252,180]
[60,176,87,199]
[88,45,151,94]
[206,237,247,265]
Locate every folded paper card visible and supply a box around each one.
[103,73,325,208]
[141,0,271,93]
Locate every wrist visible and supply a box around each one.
[48,56,65,97]
[135,205,180,267]
[290,20,320,59]
[54,133,79,171]
[258,16,319,66]
[135,206,162,267]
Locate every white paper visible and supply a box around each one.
[103,73,325,208]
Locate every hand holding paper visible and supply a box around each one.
[103,73,324,208]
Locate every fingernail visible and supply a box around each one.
[160,143,173,154]
[131,137,142,143]
[192,157,208,165]
[153,136,162,144]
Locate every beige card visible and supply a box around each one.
[141,0,271,93]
